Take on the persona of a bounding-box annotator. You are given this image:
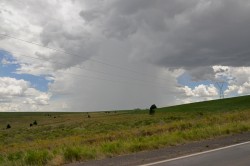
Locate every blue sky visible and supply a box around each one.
[0,50,52,92]
[177,72,228,91]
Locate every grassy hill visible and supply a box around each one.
[1,95,250,165]
[160,95,250,112]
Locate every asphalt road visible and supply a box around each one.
[140,141,250,166]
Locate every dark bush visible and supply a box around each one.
[149,104,157,115]
[30,123,33,127]
[6,124,11,129]
[33,120,37,125]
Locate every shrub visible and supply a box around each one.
[149,104,157,115]
[33,120,37,125]
[6,124,11,129]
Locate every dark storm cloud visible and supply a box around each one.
[187,66,215,81]
[79,0,250,71]
[157,0,250,68]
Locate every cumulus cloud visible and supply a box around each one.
[0,77,29,97]
[217,66,250,96]
[0,77,51,111]
[177,84,218,104]
[181,84,218,97]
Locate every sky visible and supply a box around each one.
[1,0,250,112]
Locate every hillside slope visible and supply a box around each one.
[159,95,250,112]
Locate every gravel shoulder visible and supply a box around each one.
[65,132,250,166]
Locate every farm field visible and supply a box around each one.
[1,96,250,165]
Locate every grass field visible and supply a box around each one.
[1,96,250,165]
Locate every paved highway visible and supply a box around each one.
[140,141,250,166]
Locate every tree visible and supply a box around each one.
[149,104,157,115]
[6,124,11,129]
[33,120,37,125]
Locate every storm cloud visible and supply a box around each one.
[1,0,250,111]
[79,0,250,69]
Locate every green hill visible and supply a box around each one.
[160,95,250,112]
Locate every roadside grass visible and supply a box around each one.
[1,96,250,165]
[63,146,96,162]
[24,150,52,166]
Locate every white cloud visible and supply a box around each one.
[0,77,29,97]
[178,84,218,104]
[213,66,250,97]
[238,82,250,94]
[1,58,18,65]
[226,82,250,96]
[0,77,51,111]
[180,84,218,98]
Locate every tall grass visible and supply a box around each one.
[24,150,52,166]
[63,146,96,163]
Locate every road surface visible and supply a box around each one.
[140,141,250,166]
